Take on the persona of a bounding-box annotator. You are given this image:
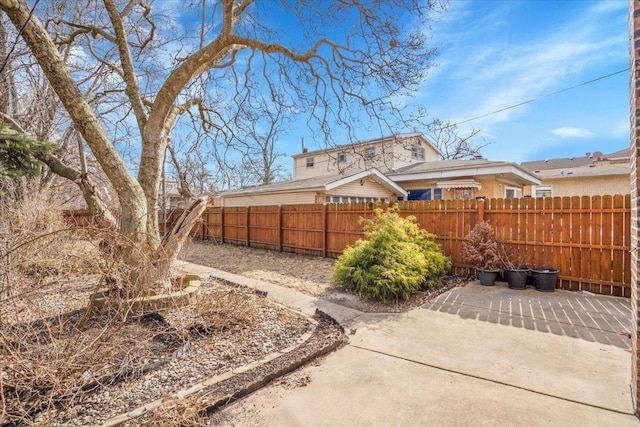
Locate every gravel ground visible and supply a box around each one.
[180,240,465,313]
[3,239,455,425]
[179,240,336,297]
[1,275,342,426]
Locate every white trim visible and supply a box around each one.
[392,164,541,186]
[505,186,522,198]
[436,179,482,189]
[534,185,553,198]
[325,169,408,197]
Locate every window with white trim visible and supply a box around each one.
[306,157,314,168]
[407,188,443,201]
[534,186,552,198]
[411,147,425,160]
[338,152,347,163]
[324,196,389,204]
[505,187,522,198]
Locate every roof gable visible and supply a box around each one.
[221,168,407,198]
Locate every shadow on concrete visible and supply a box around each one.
[422,282,631,350]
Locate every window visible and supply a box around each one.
[411,147,425,160]
[505,187,522,198]
[407,188,443,201]
[535,186,552,198]
[364,147,376,159]
[306,157,314,168]
[338,152,347,163]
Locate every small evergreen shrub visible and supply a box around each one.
[333,205,451,303]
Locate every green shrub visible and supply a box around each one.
[333,205,451,303]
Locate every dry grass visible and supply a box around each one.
[0,188,307,425]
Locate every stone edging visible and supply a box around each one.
[97,284,344,426]
[92,275,202,317]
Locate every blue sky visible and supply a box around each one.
[278,0,629,165]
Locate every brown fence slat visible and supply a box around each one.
[71,194,631,298]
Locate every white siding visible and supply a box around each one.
[293,135,436,180]
[325,178,395,199]
[223,191,317,207]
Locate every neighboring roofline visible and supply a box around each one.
[221,168,407,198]
[292,132,442,159]
[325,169,408,197]
[536,168,629,179]
[222,186,325,197]
[220,179,326,196]
[390,161,541,186]
[521,147,630,171]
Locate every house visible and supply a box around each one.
[221,169,406,207]
[159,178,184,209]
[293,132,440,180]
[219,133,541,206]
[520,148,630,197]
[389,159,541,200]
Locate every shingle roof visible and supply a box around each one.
[389,158,524,175]
[221,169,407,197]
[520,156,592,172]
[521,148,630,172]
[533,162,629,179]
[607,147,630,159]
[221,174,339,196]
[291,132,440,158]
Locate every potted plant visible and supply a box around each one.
[462,221,503,286]
[499,244,529,290]
[531,267,558,292]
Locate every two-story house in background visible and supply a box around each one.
[220,133,541,207]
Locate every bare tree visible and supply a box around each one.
[0,0,442,296]
[232,93,290,186]
[426,118,485,160]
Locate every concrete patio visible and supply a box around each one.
[177,261,638,426]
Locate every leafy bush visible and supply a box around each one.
[333,205,451,303]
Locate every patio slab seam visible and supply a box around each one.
[349,344,635,416]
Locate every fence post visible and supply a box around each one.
[322,203,328,258]
[478,198,485,222]
[202,209,207,240]
[245,206,250,247]
[278,205,283,252]
[220,207,225,244]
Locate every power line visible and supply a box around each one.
[452,67,629,127]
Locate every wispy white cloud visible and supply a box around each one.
[612,120,630,138]
[551,127,595,138]
[420,0,627,126]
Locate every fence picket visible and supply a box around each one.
[67,195,632,297]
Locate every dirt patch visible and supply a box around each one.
[179,240,336,297]
[180,240,467,313]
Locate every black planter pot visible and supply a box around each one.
[504,268,528,290]
[476,268,500,286]
[532,268,558,292]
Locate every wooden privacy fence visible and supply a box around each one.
[152,194,632,297]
